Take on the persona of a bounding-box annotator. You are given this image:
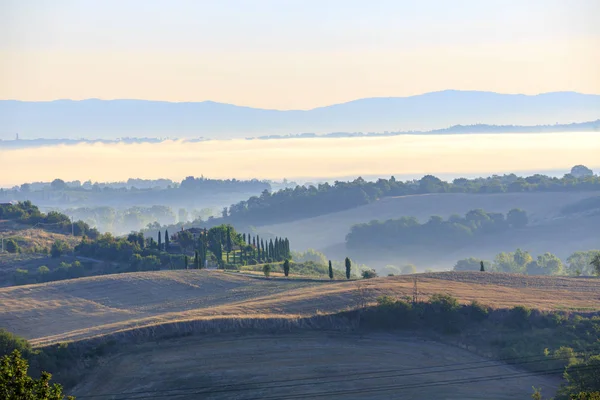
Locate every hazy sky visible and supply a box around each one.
[1,133,598,187]
[1,0,599,109]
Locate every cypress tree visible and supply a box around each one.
[328,260,334,280]
[480,261,485,272]
[194,250,199,269]
[184,255,189,269]
[256,235,261,261]
[158,231,162,251]
[243,233,246,244]
[165,230,170,251]
[285,238,290,259]
[345,257,351,280]
[261,239,265,261]
[269,239,274,261]
[226,226,232,263]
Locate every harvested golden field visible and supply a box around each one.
[1,270,598,347]
[70,332,560,400]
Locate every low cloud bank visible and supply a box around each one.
[1,133,598,187]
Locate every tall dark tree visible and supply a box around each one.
[269,239,274,261]
[194,250,199,269]
[345,257,351,280]
[184,255,189,269]
[261,239,265,262]
[285,238,290,259]
[283,259,290,277]
[329,260,334,280]
[164,230,170,251]
[480,260,485,272]
[158,231,162,251]
[256,235,261,261]
[225,226,232,263]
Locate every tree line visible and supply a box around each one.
[345,208,528,252]
[0,201,99,239]
[212,166,598,227]
[454,249,600,276]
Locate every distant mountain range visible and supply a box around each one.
[1,90,599,140]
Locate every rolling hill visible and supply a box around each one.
[3,270,598,399]
[69,332,560,400]
[1,270,598,347]
[2,90,600,140]
[257,191,600,267]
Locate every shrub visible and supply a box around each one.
[362,269,378,279]
[5,239,19,253]
[50,240,68,258]
[468,300,489,322]
[263,264,271,278]
[376,295,397,307]
[429,293,460,313]
[0,328,32,357]
[506,305,532,329]
[37,266,50,275]
[12,269,31,285]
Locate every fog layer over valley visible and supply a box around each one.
[1,132,599,187]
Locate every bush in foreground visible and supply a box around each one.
[0,350,74,400]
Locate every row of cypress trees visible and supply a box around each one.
[182,226,291,268]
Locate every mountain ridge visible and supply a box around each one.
[2,90,599,140]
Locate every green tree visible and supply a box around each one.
[591,254,600,276]
[177,231,194,252]
[184,255,189,270]
[345,257,351,280]
[401,264,417,275]
[527,253,564,275]
[328,260,334,280]
[283,259,290,277]
[0,349,74,400]
[50,240,67,258]
[194,251,199,269]
[514,248,533,272]
[158,231,162,251]
[507,208,529,228]
[480,261,485,272]
[362,269,378,279]
[561,356,600,398]
[453,258,483,272]
[50,178,68,191]
[263,264,271,278]
[5,239,19,254]
[164,230,170,251]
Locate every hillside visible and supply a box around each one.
[1,270,598,347]
[257,192,600,266]
[2,90,600,140]
[69,332,560,400]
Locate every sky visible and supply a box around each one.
[1,0,599,109]
[1,133,599,187]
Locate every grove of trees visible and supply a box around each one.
[346,208,528,252]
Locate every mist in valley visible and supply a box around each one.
[1,132,599,188]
